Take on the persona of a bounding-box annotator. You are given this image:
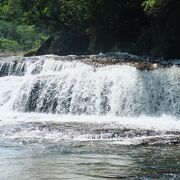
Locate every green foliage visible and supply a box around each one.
[60,0,90,27]
[0,38,20,51]
[1,0,180,57]
[0,0,23,21]
[0,20,47,51]
[0,0,47,52]
[16,25,47,50]
[142,0,157,10]
[0,20,17,39]
[19,0,146,39]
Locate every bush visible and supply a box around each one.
[0,20,47,52]
[16,25,47,50]
[0,38,20,51]
[0,20,18,40]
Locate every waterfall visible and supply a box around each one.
[0,55,179,117]
[0,54,179,145]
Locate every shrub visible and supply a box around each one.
[0,20,18,40]
[0,20,47,52]
[0,38,20,51]
[16,25,47,50]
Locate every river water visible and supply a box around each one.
[0,142,179,179]
[0,54,179,179]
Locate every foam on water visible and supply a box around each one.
[0,110,179,131]
[0,110,179,145]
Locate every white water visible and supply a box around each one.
[0,55,179,144]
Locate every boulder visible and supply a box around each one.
[35,28,89,56]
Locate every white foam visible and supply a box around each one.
[0,110,179,131]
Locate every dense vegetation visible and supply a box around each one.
[0,0,180,58]
[0,0,47,52]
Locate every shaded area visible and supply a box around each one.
[1,1,180,58]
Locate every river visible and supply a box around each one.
[0,54,179,179]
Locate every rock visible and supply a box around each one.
[34,28,89,56]
[85,27,97,53]
[35,37,54,55]
[24,26,137,57]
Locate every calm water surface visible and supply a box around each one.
[0,140,179,179]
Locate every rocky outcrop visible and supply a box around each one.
[24,28,120,57]
[27,29,89,56]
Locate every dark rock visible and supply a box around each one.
[95,32,118,53]
[23,21,139,57]
[35,37,54,55]
[33,28,89,56]
[24,27,123,56]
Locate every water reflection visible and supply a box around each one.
[0,142,179,179]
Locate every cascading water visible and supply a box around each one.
[0,54,179,145]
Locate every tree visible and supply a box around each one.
[0,0,47,52]
[1,0,180,57]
